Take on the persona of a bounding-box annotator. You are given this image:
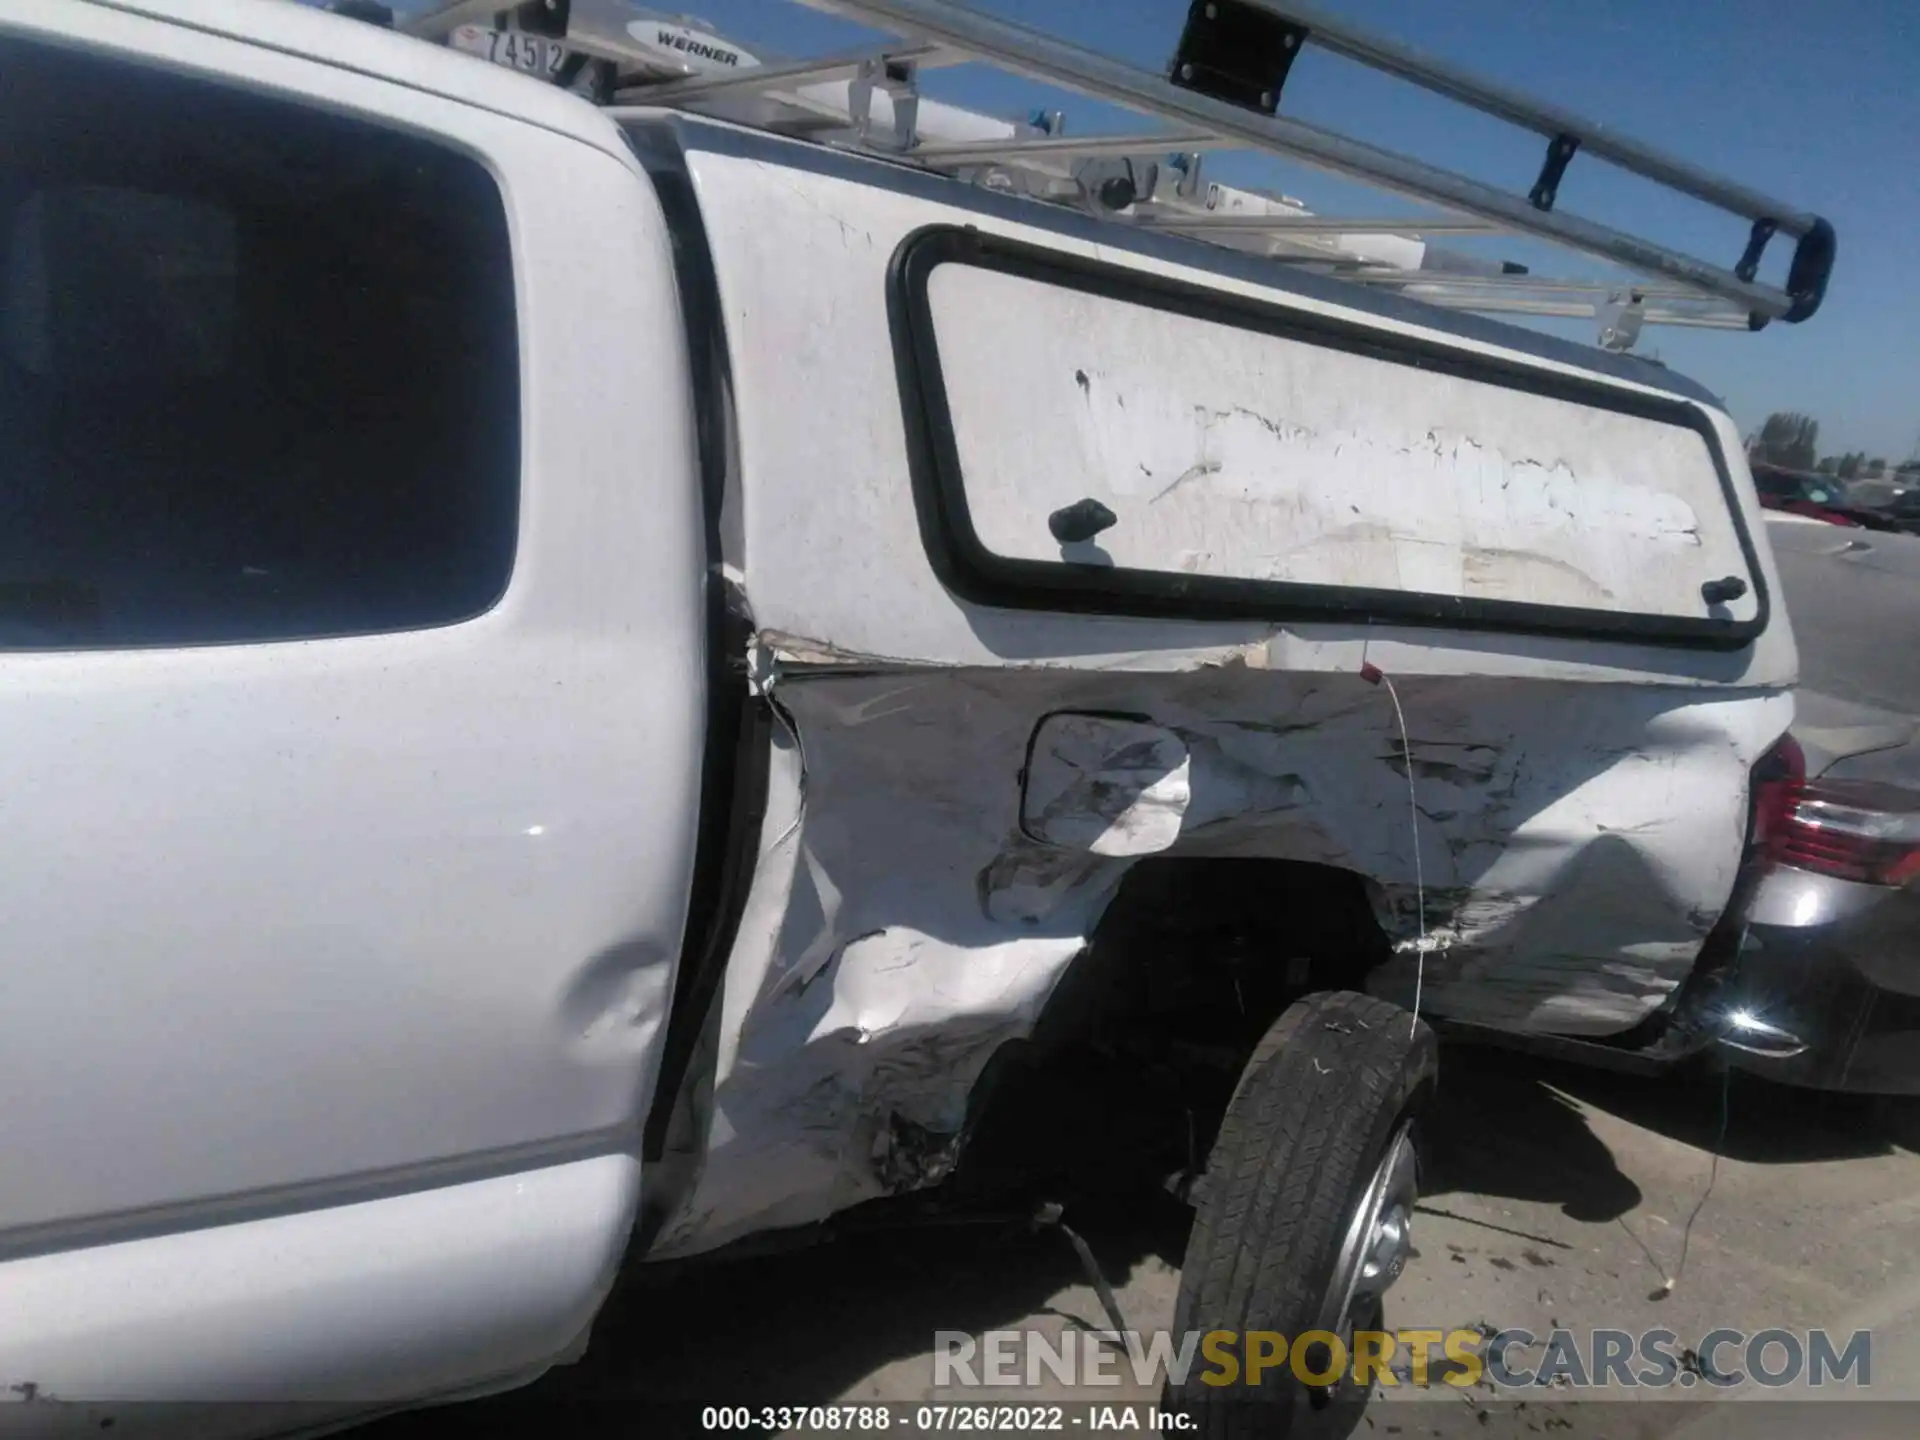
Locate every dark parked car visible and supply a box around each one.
[1715,520,1920,1092]
[1886,490,1920,536]
[1750,461,1904,531]
[1721,698,1919,1091]
[1844,476,1920,535]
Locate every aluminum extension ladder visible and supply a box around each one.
[388,0,1835,353]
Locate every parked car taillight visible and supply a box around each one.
[1750,732,1920,886]
[1779,778,1920,886]
[1748,731,1805,865]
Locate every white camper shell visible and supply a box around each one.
[0,0,1822,1431]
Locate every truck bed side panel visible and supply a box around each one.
[641,126,1794,1256]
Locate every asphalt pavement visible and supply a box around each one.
[355,1048,1920,1437]
[1768,517,1920,719]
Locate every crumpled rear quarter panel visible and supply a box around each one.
[650,657,1786,1256]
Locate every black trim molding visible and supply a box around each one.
[623,123,772,1164]
[887,225,1769,650]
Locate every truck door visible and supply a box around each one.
[0,2,705,1410]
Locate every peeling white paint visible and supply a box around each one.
[644,154,1802,1263]
[930,266,1749,621]
[689,148,1796,682]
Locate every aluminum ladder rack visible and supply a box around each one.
[389,0,1835,353]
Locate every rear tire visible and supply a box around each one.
[1168,991,1437,1438]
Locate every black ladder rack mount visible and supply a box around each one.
[392,0,1836,353]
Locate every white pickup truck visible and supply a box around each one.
[0,0,1831,1434]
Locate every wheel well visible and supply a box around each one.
[1032,857,1395,1063]
[951,858,1395,1204]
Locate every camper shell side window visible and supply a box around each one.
[889,226,1767,649]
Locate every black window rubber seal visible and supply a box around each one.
[885,224,1769,652]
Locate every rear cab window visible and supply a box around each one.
[0,33,519,648]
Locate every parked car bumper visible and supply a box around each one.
[1720,865,1920,1094]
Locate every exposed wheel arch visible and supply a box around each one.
[951,857,1398,1207]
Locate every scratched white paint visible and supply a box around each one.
[688,147,1794,683]
[652,674,1101,1257]
[648,663,1794,1257]
[637,152,1804,1259]
[928,265,1755,621]
[293,87,1822,1340]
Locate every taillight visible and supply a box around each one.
[1748,732,1805,866]
[1749,732,1920,887]
[1779,778,1920,886]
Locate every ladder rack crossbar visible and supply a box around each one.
[1137,213,1503,237]
[394,0,1836,345]
[1230,0,1820,239]
[1348,273,1711,299]
[799,0,1804,321]
[907,130,1229,165]
[624,40,958,103]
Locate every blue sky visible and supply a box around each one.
[398,0,1916,460]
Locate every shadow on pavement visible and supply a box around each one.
[1514,1050,1905,1165]
[356,1191,1189,1437]
[356,1038,1897,1438]
[1420,1044,1646,1222]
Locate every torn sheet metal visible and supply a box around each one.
[647,657,1792,1258]
[1020,714,1192,856]
[645,154,1800,1261]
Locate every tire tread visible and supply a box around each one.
[1171,992,1437,1439]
